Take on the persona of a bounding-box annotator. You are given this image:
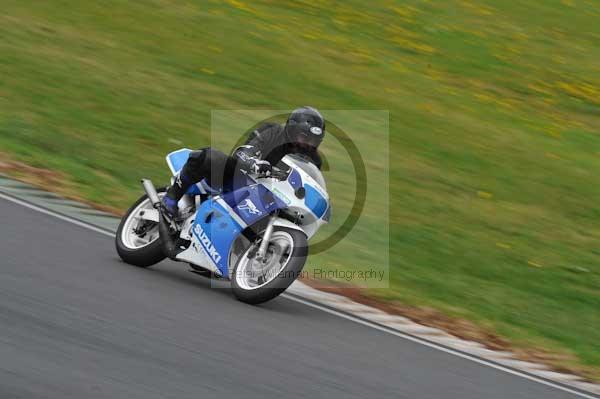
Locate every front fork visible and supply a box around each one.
[255,213,277,262]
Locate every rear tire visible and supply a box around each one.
[115,188,167,267]
[231,227,308,305]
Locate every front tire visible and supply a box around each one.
[231,227,308,304]
[115,188,167,267]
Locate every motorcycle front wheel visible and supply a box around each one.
[231,227,308,305]
[115,188,167,267]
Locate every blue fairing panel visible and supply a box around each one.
[304,184,328,218]
[166,148,192,175]
[192,185,288,276]
[192,199,243,277]
[190,183,289,276]
[288,169,303,190]
[221,184,288,226]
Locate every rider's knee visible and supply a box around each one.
[185,147,229,177]
[188,148,209,167]
[202,148,229,168]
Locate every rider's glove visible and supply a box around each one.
[250,159,272,176]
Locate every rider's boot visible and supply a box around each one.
[161,196,179,219]
[161,172,193,219]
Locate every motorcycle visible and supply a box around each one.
[115,148,330,304]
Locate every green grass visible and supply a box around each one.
[1,0,599,378]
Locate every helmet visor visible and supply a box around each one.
[296,131,322,147]
[288,123,323,148]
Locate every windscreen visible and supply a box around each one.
[285,154,327,190]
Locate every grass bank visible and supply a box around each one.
[1,0,599,379]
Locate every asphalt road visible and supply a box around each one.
[0,197,586,399]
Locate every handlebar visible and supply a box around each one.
[268,166,289,180]
[248,166,290,181]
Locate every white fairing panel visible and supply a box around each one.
[256,154,330,240]
[175,216,222,276]
[176,233,222,276]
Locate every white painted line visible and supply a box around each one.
[0,191,114,238]
[0,189,597,399]
[282,294,598,399]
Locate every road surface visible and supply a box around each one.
[0,196,589,398]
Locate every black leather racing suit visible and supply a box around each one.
[166,123,322,200]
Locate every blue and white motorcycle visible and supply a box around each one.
[116,149,330,304]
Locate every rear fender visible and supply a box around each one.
[166,148,192,175]
[166,148,215,196]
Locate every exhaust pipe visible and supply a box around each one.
[158,213,183,259]
[141,179,161,207]
[141,179,182,260]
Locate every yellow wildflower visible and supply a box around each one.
[528,260,543,268]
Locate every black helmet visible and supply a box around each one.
[284,106,325,149]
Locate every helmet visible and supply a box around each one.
[284,106,325,150]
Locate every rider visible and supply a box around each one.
[161,106,326,217]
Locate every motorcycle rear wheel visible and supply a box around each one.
[115,188,167,267]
